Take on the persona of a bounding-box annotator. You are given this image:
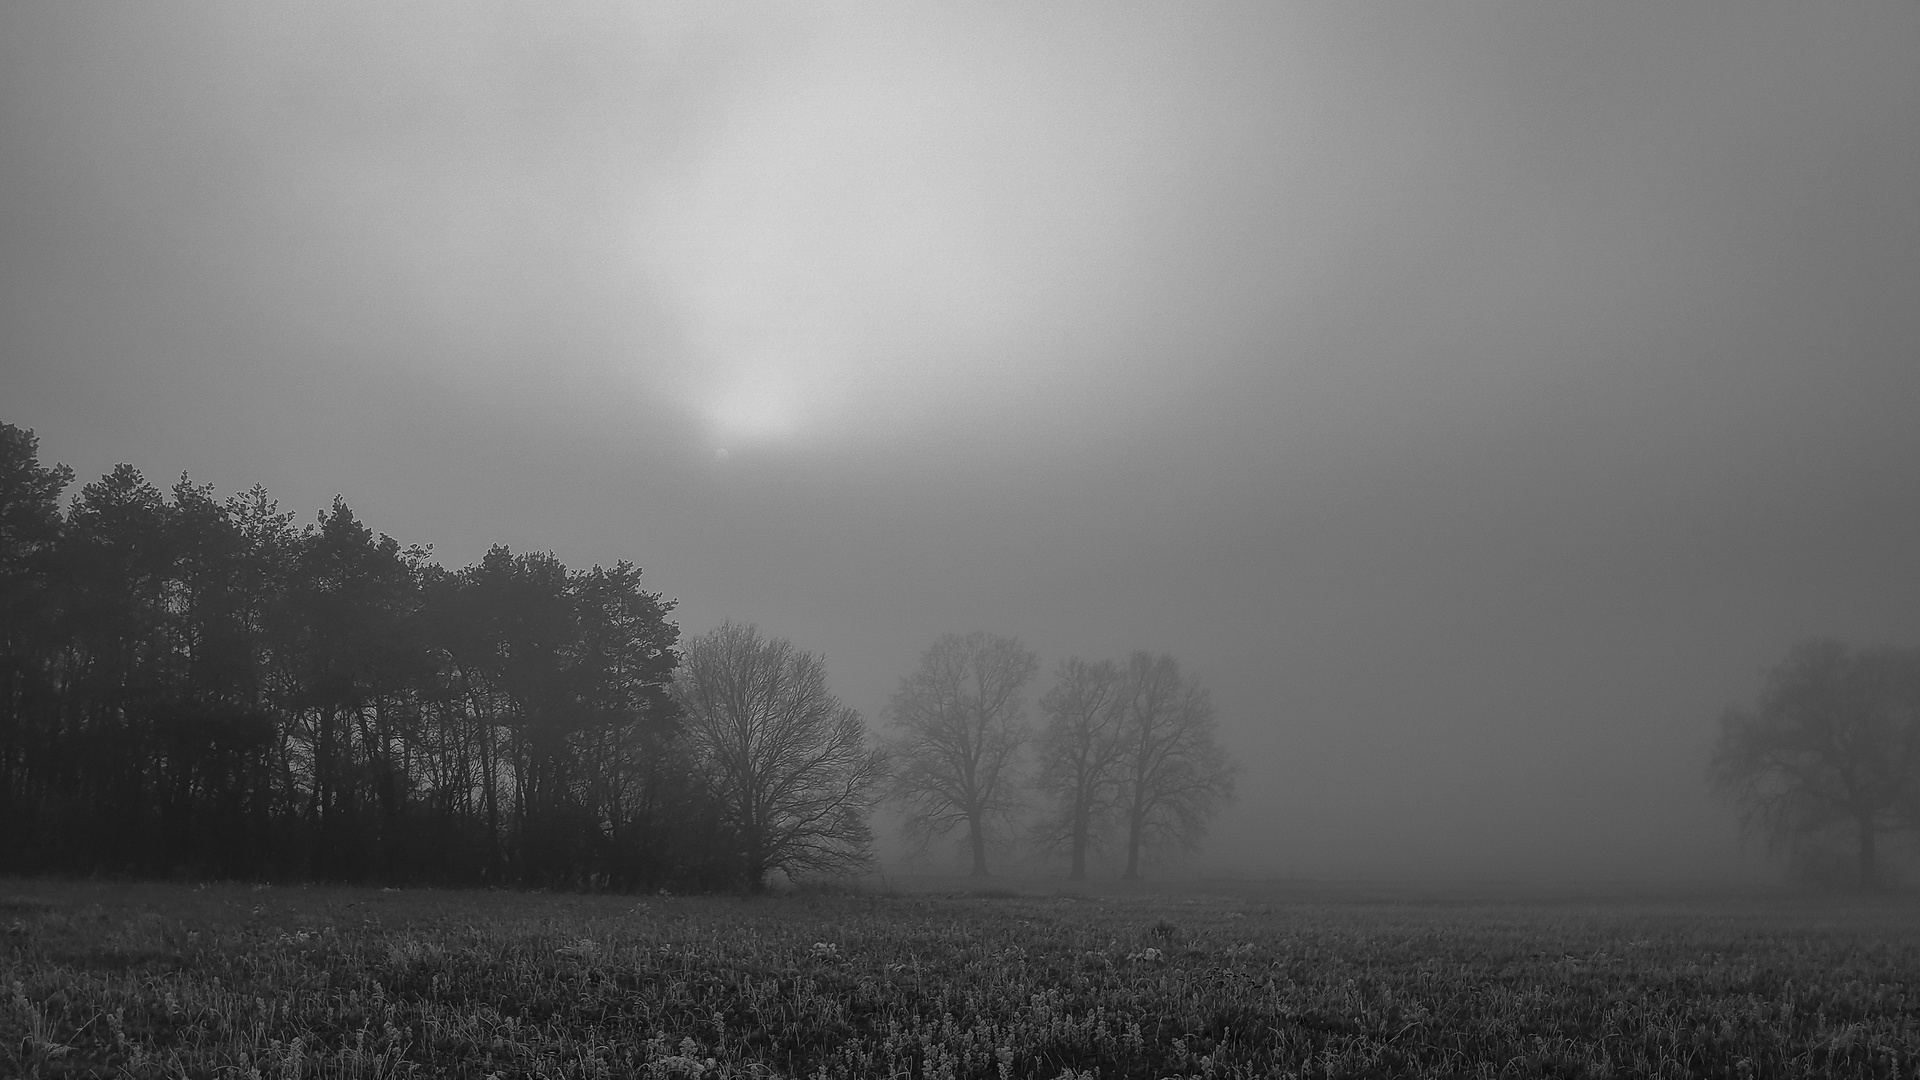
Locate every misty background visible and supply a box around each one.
[4,3,1916,882]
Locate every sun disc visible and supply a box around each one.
[706,371,803,446]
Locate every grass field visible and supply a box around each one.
[4,876,1917,1078]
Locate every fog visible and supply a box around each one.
[4,2,1917,883]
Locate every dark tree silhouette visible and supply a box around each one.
[58,464,180,869]
[1712,639,1920,889]
[567,559,685,884]
[1115,652,1236,879]
[1034,657,1128,880]
[153,477,279,877]
[884,632,1037,876]
[675,622,883,890]
[0,424,74,868]
[430,545,682,887]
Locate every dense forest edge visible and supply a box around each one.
[0,420,716,889]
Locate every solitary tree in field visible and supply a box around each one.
[1035,657,1129,880]
[676,623,884,891]
[1712,639,1920,889]
[885,632,1038,876]
[1115,652,1236,879]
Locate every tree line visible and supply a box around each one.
[884,631,1237,879]
[0,422,1235,890]
[666,625,1237,886]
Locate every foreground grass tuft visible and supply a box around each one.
[4,880,1917,1077]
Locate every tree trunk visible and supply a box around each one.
[313,707,334,879]
[1122,812,1142,880]
[968,816,989,876]
[1858,815,1878,890]
[744,822,767,893]
[479,722,500,883]
[1069,804,1088,880]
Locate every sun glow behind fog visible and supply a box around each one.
[635,10,1184,458]
[704,366,805,448]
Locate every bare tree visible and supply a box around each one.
[1035,657,1129,880]
[676,623,884,891]
[1712,639,1920,889]
[1116,652,1236,879]
[885,632,1037,876]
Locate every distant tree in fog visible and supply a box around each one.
[1115,652,1236,879]
[676,623,884,891]
[1035,657,1129,880]
[1712,639,1920,889]
[884,632,1038,876]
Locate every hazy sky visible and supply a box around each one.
[4,2,1916,881]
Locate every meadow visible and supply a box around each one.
[3,876,1917,1078]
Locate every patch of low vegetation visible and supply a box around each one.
[4,880,1917,1078]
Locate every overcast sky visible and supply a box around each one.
[4,2,1916,882]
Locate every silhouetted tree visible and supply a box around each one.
[1115,652,1236,879]
[441,546,681,887]
[567,560,683,885]
[58,464,179,869]
[284,497,431,879]
[885,632,1037,876]
[0,424,73,867]
[1034,657,1128,880]
[463,546,586,883]
[154,478,280,876]
[1712,639,1920,889]
[675,623,883,890]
